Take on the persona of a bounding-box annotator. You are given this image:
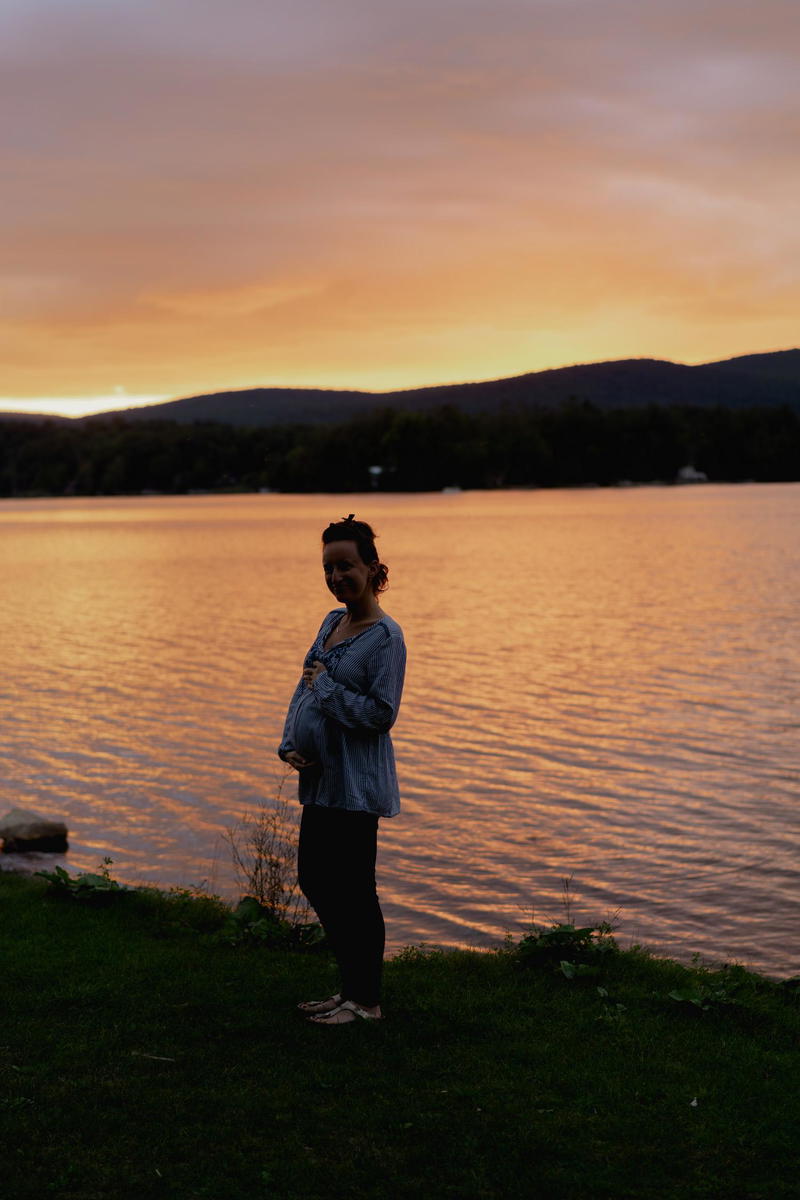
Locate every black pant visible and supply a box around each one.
[297,805,385,1008]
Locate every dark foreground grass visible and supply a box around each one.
[2,872,798,1200]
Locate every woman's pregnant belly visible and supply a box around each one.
[291,691,327,762]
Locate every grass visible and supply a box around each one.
[1,870,798,1200]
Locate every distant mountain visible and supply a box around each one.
[3,349,799,427]
[107,350,800,426]
[106,386,378,427]
[697,349,800,385]
[0,410,69,424]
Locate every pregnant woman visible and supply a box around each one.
[278,516,406,1026]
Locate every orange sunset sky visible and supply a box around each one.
[3,0,798,417]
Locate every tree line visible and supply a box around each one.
[1,401,798,496]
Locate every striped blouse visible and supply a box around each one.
[278,609,407,817]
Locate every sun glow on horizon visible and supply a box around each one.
[0,395,171,419]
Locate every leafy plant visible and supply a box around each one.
[595,986,628,1025]
[36,857,125,904]
[668,984,739,1013]
[223,782,313,930]
[221,895,323,950]
[559,959,601,980]
[516,920,618,974]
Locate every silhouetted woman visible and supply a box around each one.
[278,516,406,1025]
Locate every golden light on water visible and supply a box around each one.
[2,488,798,976]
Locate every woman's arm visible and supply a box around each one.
[309,635,406,732]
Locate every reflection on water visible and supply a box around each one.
[1,487,798,976]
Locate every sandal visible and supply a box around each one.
[297,993,342,1014]
[308,1000,383,1025]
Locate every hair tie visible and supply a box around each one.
[342,513,356,523]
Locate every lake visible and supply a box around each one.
[1,485,798,977]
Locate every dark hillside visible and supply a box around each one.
[1,349,797,431]
[1,349,797,430]
[95,350,800,427]
[103,386,376,427]
[0,412,69,424]
[698,348,800,385]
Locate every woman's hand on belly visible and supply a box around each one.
[284,751,317,771]
[302,660,327,688]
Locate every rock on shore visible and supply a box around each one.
[0,808,69,853]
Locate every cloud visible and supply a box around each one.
[1,0,798,403]
[144,279,327,317]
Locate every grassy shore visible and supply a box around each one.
[2,871,798,1200]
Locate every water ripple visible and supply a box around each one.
[1,487,798,976]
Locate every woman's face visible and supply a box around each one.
[322,539,376,603]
